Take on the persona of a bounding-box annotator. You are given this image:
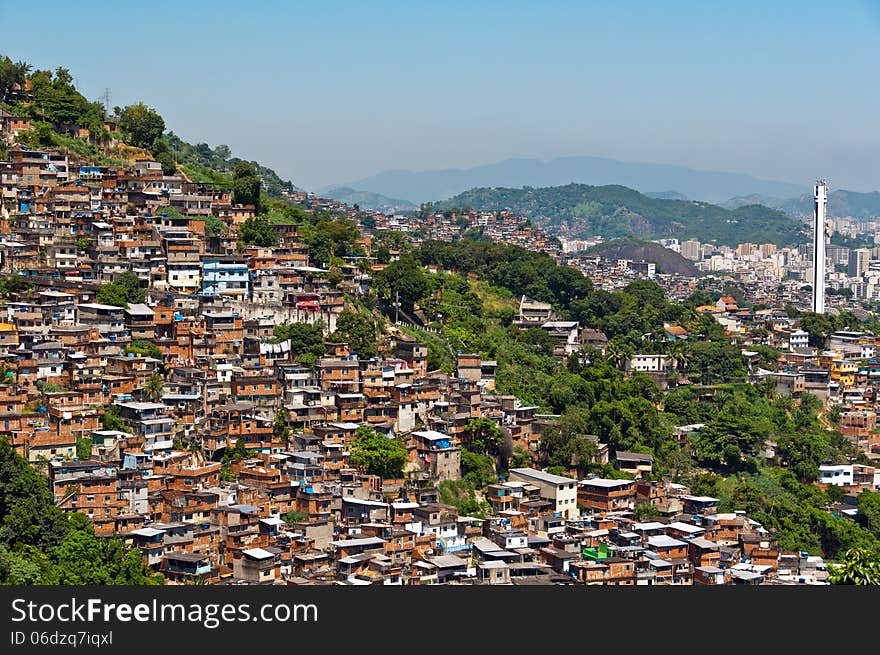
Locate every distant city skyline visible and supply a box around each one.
[1,0,879,193]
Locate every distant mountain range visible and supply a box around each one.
[435,183,804,246]
[321,187,416,213]
[326,155,809,205]
[781,189,880,220]
[722,189,880,220]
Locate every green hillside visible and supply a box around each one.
[435,183,805,246]
[166,134,295,198]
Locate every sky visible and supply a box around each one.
[1,0,879,192]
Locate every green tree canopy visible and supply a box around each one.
[96,271,146,308]
[239,215,278,247]
[232,161,262,213]
[333,309,380,358]
[828,548,880,585]
[117,102,166,149]
[273,407,291,444]
[373,253,429,311]
[0,439,161,584]
[349,425,407,479]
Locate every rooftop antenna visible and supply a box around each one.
[101,88,110,115]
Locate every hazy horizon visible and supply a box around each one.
[2,0,878,194]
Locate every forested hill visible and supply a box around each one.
[434,183,805,246]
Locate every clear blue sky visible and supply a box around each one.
[2,0,879,192]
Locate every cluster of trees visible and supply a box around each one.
[349,425,407,479]
[166,135,294,199]
[272,320,327,369]
[0,56,29,101]
[116,102,165,150]
[0,439,161,584]
[96,271,146,308]
[417,239,592,310]
[239,214,278,247]
[372,254,429,313]
[273,407,291,444]
[333,309,382,359]
[101,405,127,433]
[232,161,262,214]
[126,339,164,360]
[220,438,251,482]
[798,310,864,348]
[28,67,106,136]
[695,466,880,559]
[0,275,31,299]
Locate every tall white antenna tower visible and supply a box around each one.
[811,179,828,314]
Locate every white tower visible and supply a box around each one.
[811,180,828,314]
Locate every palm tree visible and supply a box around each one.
[14,61,32,81]
[144,374,164,403]
[604,341,622,369]
[668,341,690,382]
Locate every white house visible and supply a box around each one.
[626,354,670,374]
[508,467,578,519]
[818,464,852,487]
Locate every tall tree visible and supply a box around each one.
[349,425,407,479]
[143,374,164,403]
[373,253,429,311]
[118,102,166,149]
[232,161,262,213]
[273,407,291,444]
[333,309,380,358]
